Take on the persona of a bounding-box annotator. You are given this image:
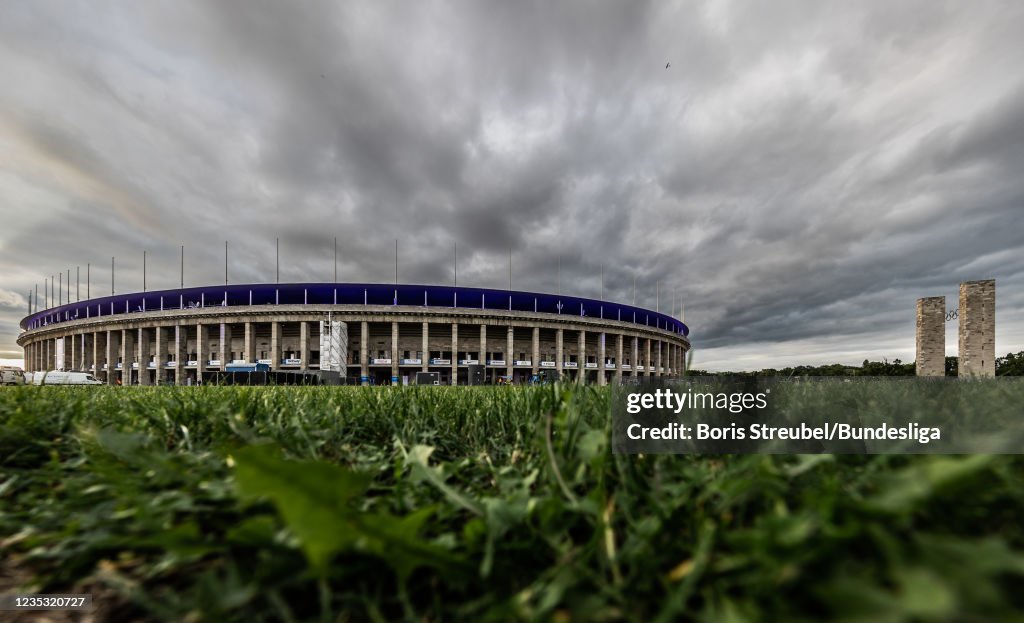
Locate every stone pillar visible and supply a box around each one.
[656,340,663,377]
[70,335,77,371]
[505,325,514,380]
[532,327,540,376]
[422,322,429,372]
[270,321,281,371]
[616,334,624,384]
[174,326,186,385]
[154,327,164,385]
[577,330,586,384]
[299,321,309,372]
[360,320,368,385]
[598,332,607,386]
[136,328,151,386]
[196,324,207,381]
[631,337,639,378]
[244,322,255,363]
[89,334,97,377]
[645,338,652,378]
[122,329,135,385]
[82,334,90,371]
[556,328,564,377]
[480,324,488,366]
[105,330,115,384]
[391,321,399,383]
[451,323,459,385]
[220,323,234,371]
[915,297,945,377]
[959,279,996,377]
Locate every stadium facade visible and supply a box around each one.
[17,283,690,385]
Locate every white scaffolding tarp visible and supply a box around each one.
[319,319,348,375]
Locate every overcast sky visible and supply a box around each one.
[2,1,1023,371]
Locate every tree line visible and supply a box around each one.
[689,350,1024,377]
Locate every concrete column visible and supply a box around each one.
[196,324,207,381]
[152,327,163,385]
[632,336,639,378]
[532,327,540,376]
[70,335,77,371]
[82,333,90,371]
[598,332,607,386]
[959,279,996,377]
[656,340,663,377]
[244,322,255,363]
[616,334,624,384]
[270,321,281,371]
[220,323,234,371]
[577,330,586,385]
[506,325,514,380]
[422,322,429,372]
[122,329,135,385]
[136,328,150,386]
[556,328,564,376]
[645,338,652,378]
[299,321,309,372]
[174,325,186,385]
[480,324,487,366]
[80,336,88,375]
[451,323,458,385]
[391,321,399,383]
[916,297,945,377]
[105,330,115,384]
[360,320,368,385]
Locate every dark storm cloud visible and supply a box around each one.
[2,0,1023,369]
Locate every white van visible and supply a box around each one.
[0,366,25,386]
[31,371,104,386]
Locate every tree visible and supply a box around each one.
[996,351,1024,376]
[945,356,958,377]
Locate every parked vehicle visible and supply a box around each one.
[0,366,25,386]
[30,371,104,385]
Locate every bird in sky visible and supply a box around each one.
[665,62,670,69]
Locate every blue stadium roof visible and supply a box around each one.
[22,282,689,337]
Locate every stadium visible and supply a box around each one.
[17,282,690,385]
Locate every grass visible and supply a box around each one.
[1,383,1023,622]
